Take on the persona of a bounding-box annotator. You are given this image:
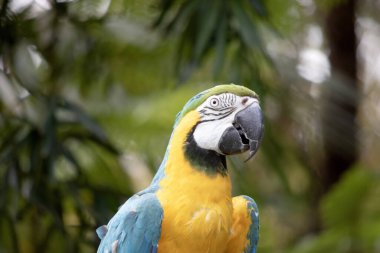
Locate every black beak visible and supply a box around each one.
[218,102,264,161]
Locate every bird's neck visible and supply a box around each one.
[156,110,231,199]
[184,125,227,176]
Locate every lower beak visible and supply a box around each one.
[218,102,264,161]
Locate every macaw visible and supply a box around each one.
[96,84,264,253]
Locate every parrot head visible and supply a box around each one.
[173,84,264,174]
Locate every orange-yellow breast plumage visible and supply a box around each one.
[225,197,253,253]
[156,110,253,253]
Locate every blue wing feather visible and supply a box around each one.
[97,192,163,253]
[243,195,259,253]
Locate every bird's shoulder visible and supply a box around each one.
[97,189,163,253]
[242,195,259,253]
[227,195,259,253]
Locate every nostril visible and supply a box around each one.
[242,97,248,105]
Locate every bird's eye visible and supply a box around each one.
[210,98,219,107]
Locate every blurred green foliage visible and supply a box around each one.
[0,0,379,253]
[290,167,380,253]
[154,0,271,84]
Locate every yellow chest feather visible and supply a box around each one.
[157,172,233,253]
[156,111,234,253]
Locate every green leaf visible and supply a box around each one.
[213,12,227,77]
[153,0,175,28]
[0,125,31,164]
[321,167,375,229]
[316,0,347,11]
[231,0,262,49]
[42,100,57,160]
[248,0,268,16]
[164,0,198,34]
[59,144,83,176]
[59,99,108,143]
[193,2,219,61]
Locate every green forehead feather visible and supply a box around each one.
[177,84,258,122]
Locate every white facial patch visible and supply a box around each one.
[193,93,257,153]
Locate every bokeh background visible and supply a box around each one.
[1,0,380,252]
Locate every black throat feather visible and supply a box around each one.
[184,125,227,176]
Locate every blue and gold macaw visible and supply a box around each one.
[97,84,263,253]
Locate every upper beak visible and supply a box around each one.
[218,102,264,161]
